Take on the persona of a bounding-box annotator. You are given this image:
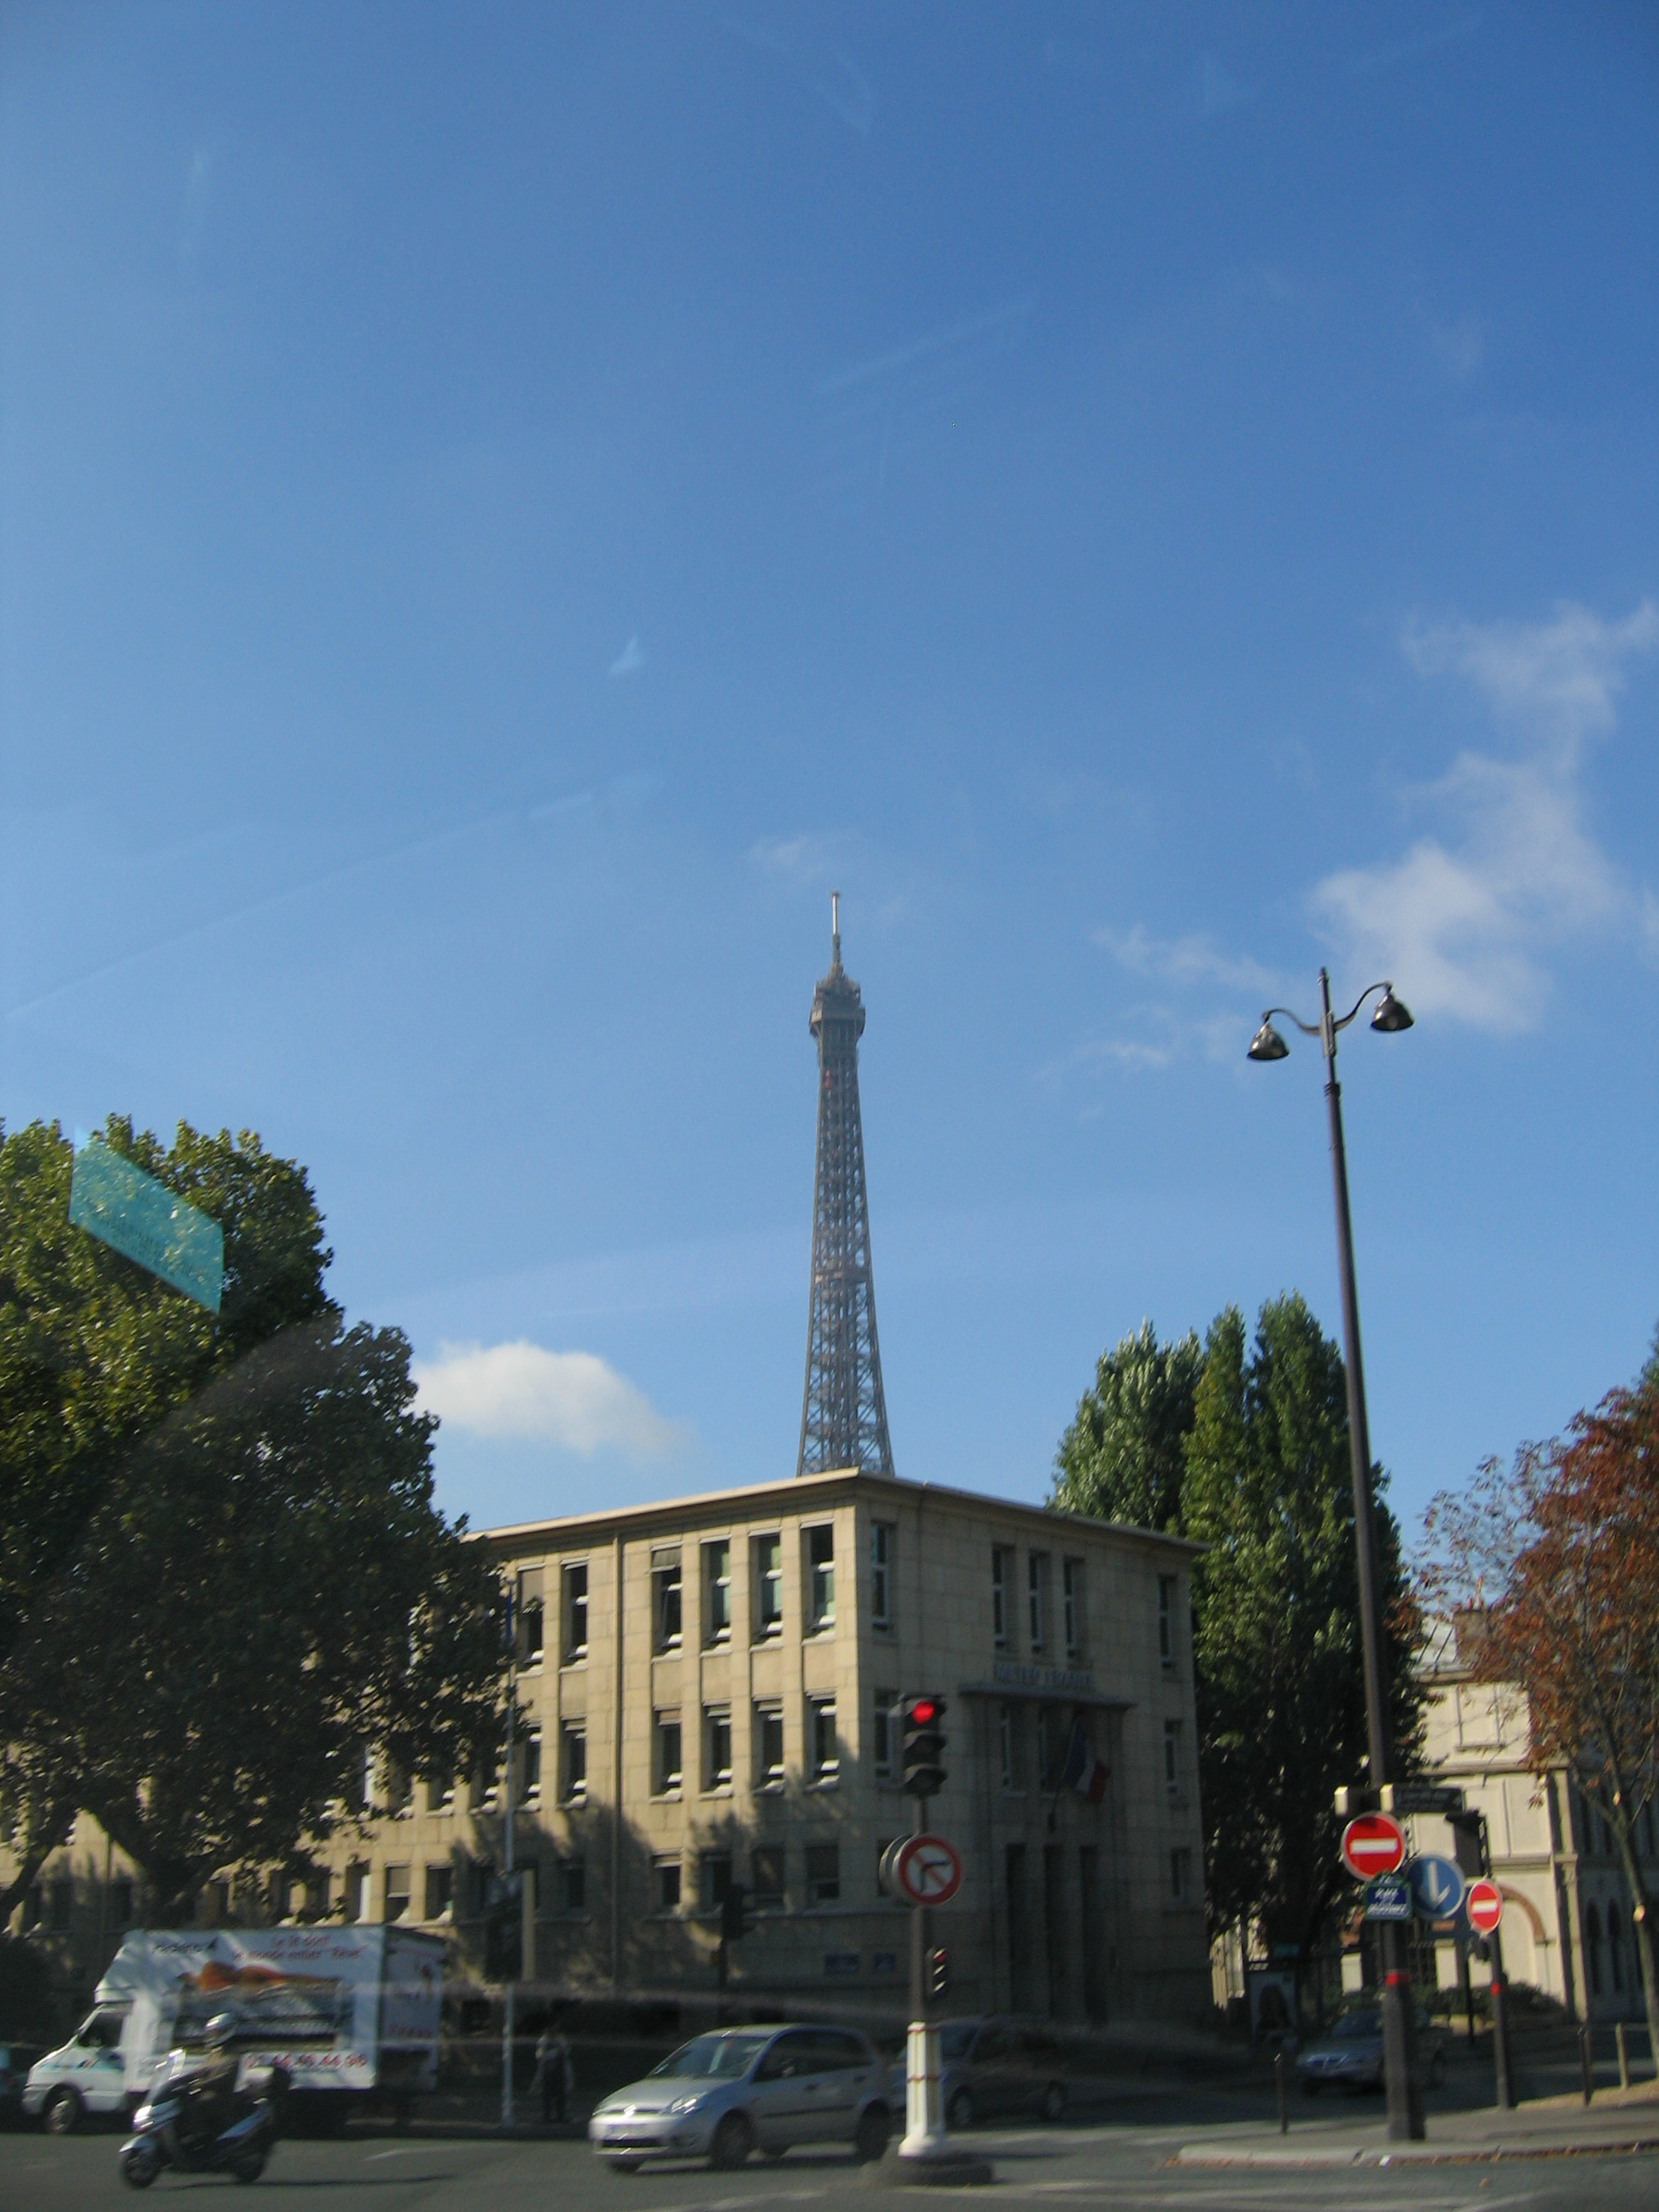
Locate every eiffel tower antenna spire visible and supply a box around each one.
[797,894,894,1478]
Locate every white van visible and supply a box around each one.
[23,1925,444,2133]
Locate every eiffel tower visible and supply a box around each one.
[797,894,895,1478]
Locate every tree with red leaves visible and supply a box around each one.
[1421,1355,1659,2052]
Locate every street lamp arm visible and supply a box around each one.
[1332,981,1402,1032]
[1259,1006,1323,1038]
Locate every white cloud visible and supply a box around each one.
[1402,600,1657,760]
[1094,923,1278,998]
[1313,602,1657,1030]
[608,635,644,678]
[412,1341,685,1459]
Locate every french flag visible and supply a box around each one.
[1062,1718,1109,1805]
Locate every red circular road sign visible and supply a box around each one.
[1340,1812,1406,1881]
[1466,1878,1504,1936]
[894,1833,963,1907]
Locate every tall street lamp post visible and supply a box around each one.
[1248,968,1423,2145]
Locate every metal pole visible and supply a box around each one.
[1275,2046,1289,2133]
[1580,2024,1594,2104]
[503,1598,516,2132]
[1318,969,1423,2145]
[1478,1815,1514,2109]
[1616,2020,1629,2091]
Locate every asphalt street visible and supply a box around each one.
[5,2115,1658,2212]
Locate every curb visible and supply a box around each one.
[1177,2134,1659,2168]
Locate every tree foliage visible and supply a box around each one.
[1184,1297,1420,1953]
[1053,1294,1421,1957]
[1051,1321,1202,1532]
[1419,1359,1659,2058]
[0,1118,505,1922]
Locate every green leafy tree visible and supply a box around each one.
[1053,1295,1422,1962]
[0,1118,505,1923]
[1051,1321,1202,1532]
[1184,1297,1421,1955]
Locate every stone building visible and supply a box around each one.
[1401,1613,1658,2023]
[3,1464,1209,2030]
[294,1464,1210,2025]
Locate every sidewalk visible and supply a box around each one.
[1177,2083,1659,2167]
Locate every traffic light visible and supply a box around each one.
[928,1947,948,1999]
[720,1882,751,1943]
[484,1871,524,1982]
[901,1694,948,1797]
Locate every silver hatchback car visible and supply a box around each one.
[589,2024,894,2173]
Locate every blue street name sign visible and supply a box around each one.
[1363,1873,1412,1922]
[1406,1853,1466,1921]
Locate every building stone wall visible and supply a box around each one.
[5,1469,1211,2031]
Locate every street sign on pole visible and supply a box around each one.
[1466,1878,1504,1936]
[1341,1812,1406,1882]
[1364,1873,1412,1922]
[1406,1854,1466,1920]
[1382,1782,1465,1817]
[893,1834,963,1908]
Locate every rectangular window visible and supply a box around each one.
[806,1525,835,1630]
[383,1865,411,1924]
[870,1522,894,1628]
[806,1842,841,1906]
[754,1702,784,1790]
[1028,1552,1049,1652]
[655,1711,683,1794]
[560,1720,587,1803]
[998,1703,1018,1792]
[425,1770,454,1815]
[810,1697,839,1784]
[655,1857,682,1912]
[562,1859,586,1913]
[1164,1719,1181,1798]
[384,1759,411,1816]
[872,1687,899,1781]
[517,1568,544,1662]
[754,1534,783,1638]
[1170,1847,1191,1903]
[519,1729,542,1804]
[49,1877,73,1931]
[704,1705,732,1790]
[1158,1575,1176,1667]
[423,1864,453,1922]
[562,1562,589,1662]
[1038,1704,1066,1792]
[992,1545,1011,1649]
[652,1547,683,1650]
[345,1863,368,1923]
[753,1845,785,1907]
[701,1853,733,1912]
[109,1878,134,1929]
[1062,1557,1083,1657]
[703,1540,731,1644]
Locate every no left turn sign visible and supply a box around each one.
[894,1833,963,1906]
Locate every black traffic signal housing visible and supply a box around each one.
[720,1881,751,1943]
[928,1947,948,1999]
[902,1694,948,1797]
[484,1871,524,1982]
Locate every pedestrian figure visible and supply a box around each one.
[535,2023,572,2125]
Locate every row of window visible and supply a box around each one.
[512,1526,873,1668]
[360,1695,1184,1815]
[352,1842,849,1926]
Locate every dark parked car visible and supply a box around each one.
[889,2019,1068,2129]
[1,2046,45,2128]
[1295,2004,1447,2094]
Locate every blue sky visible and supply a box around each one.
[3,3,1656,1545]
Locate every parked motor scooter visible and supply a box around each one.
[119,2016,288,2189]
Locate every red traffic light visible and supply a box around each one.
[909,1697,940,1725]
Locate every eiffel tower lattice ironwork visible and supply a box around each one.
[796,894,894,1479]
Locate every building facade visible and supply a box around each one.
[9,1468,1208,2030]
[1401,1615,1658,2023]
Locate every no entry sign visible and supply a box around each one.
[1340,1812,1406,1882]
[893,1833,963,1907]
[1466,1877,1504,1936]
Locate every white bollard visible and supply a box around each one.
[899,2021,950,2160]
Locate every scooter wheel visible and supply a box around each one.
[120,2141,162,2191]
[231,2145,268,2183]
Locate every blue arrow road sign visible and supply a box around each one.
[1364,1873,1412,1922]
[1407,1853,1465,1919]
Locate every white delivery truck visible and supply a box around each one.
[23,1924,445,2134]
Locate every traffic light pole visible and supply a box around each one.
[502,1602,516,2131]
